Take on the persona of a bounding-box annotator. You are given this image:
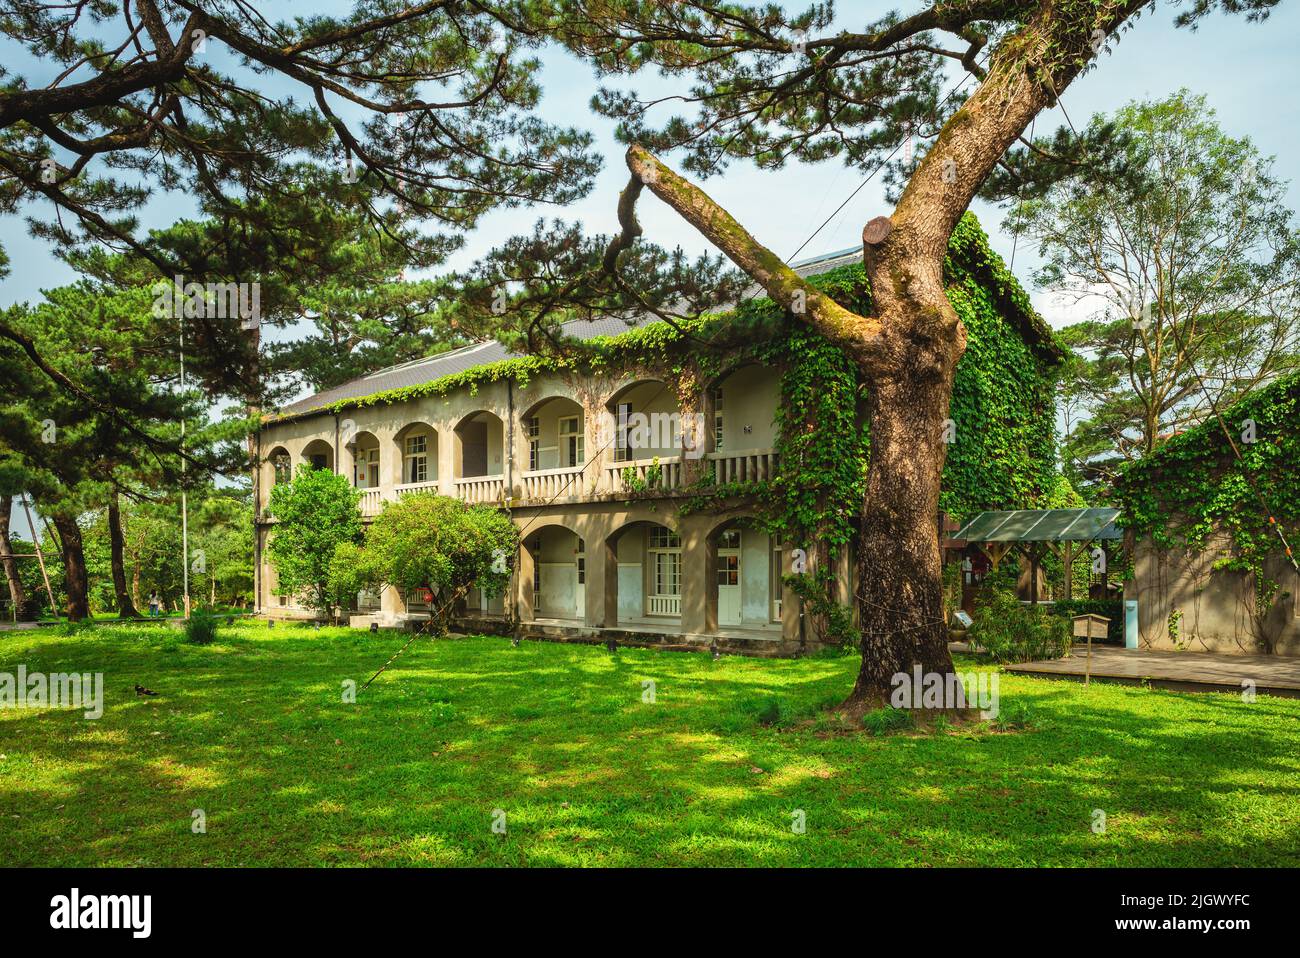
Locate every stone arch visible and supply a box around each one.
[604,518,683,628]
[393,421,439,487]
[520,522,587,623]
[453,410,505,479]
[301,438,334,472]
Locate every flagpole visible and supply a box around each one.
[180,314,191,620]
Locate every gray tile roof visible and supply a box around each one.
[273,242,1049,421]
[276,313,661,418]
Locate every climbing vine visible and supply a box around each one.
[279,214,1064,556]
[1113,370,1300,638]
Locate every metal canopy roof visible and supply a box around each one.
[954,507,1123,543]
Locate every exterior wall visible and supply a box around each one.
[255,363,806,651]
[1127,531,1300,655]
[253,345,1037,656]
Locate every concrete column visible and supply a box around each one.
[515,531,535,623]
[679,380,714,487]
[702,529,719,635]
[438,422,455,496]
[383,427,404,489]
[780,545,801,644]
[680,517,709,636]
[596,519,618,629]
[581,393,608,497]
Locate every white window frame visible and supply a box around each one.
[770,544,783,622]
[648,527,682,600]
[559,415,584,467]
[526,416,541,471]
[614,402,632,462]
[404,433,429,484]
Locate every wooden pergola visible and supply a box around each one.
[944,507,1124,603]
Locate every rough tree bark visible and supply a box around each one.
[51,514,90,621]
[617,8,1110,707]
[0,495,25,615]
[107,496,139,618]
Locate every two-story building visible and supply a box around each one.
[255,215,1065,655]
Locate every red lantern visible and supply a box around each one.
[420,589,433,603]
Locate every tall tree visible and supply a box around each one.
[460,0,1283,708]
[1007,91,1300,488]
[0,0,599,416]
[0,494,26,616]
[105,495,138,618]
[0,282,227,619]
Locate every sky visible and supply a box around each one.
[5,1,1300,534]
[3,2,1298,329]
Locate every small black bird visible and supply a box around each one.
[134,684,158,696]
[606,637,618,653]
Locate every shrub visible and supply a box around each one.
[968,588,1069,663]
[741,695,785,727]
[992,699,1036,731]
[341,493,519,633]
[1049,599,1124,645]
[185,609,218,645]
[862,706,915,735]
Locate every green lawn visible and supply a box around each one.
[1,621,1297,866]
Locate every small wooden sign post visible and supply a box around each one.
[1072,613,1110,685]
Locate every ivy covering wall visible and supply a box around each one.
[1113,370,1300,606]
[277,213,1064,547]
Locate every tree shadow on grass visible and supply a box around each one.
[1,627,1297,866]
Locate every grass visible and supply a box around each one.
[1,621,1298,867]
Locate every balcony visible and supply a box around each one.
[646,594,681,616]
[606,455,684,492]
[455,474,505,504]
[707,448,779,484]
[358,487,386,517]
[395,479,440,497]
[521,465,586,502]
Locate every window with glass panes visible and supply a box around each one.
[716,529,740,584]
[531,538,541,611]
[404,434,428,483]
[770,539,784,621]
[559,415,583,466]
[526,416,540,470]
[649,527,682,596]
[712,386,724,451]
[614,402,632,462]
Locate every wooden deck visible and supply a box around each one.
[1003,644,1300,698]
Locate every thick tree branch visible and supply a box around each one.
[623,144,886,370]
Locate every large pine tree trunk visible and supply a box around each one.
[107,496,139,618]
[52,514,90,621]
[0,495,25,616]
[848,365,959,708]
